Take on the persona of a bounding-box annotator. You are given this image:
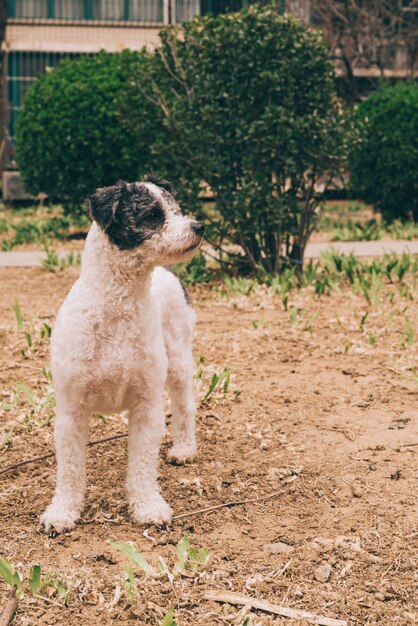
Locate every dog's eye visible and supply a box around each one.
[148,209,160,222]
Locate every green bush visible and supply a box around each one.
[15,51,152,214]
[350,81,418,223]
[120,3,348,272]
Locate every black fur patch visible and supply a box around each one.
[87,181,166,250]
[143,173,175,195]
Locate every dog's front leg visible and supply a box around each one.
[41,408,88,533]
[127,400,173,526]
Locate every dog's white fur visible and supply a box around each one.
[41,182,200,533]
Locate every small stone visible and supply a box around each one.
[351,485,364,498]
[312,537,334,553]
[314,563,332,582]
[375,592,385,601]
[335,535,361,552]
[262,541,295,555]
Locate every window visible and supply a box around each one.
[9,0,165,21]
[13,0,49,18]
[5,51,84,149]
[55,0,85,18]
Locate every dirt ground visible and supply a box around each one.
[0,265,417,625]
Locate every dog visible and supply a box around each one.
[40,175,204,533]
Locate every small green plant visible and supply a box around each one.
[109,541,153,574]
[160,608,177,626]
[303,312,320,336]
[13,301,24,329]
[359,311,369,331]
[289,307,299,327]
[368,333,376,346]
[402,317,415,347]
[200,367,232,406]
[303,259,320,286]
[28,565,41,596]
[124,566,138,604]
[172,535,209,575]
[267,268,297,310]
[0,558,23,594]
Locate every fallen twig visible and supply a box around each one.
[204,590,347,626]
[173,490,286,521]
[0,589,18,626]
[0,433,128,476]
[3,362,40,372]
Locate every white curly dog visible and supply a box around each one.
[41,176,204,533]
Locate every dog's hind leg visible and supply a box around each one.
[127,400,173,525]
[41,403,88,534]
[165,327,197,465]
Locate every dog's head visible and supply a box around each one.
[87,176,204,265]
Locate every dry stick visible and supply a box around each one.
[0,433,128,476]
[0,589,18,626]
[173,490,286,521]
[204,590,347,626]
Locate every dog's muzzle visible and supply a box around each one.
[191,222,205,237]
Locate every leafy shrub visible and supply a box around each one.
[120,3,348,272]
[15,51,152,214]
[350,81,418,223]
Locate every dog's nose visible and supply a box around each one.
[191,222,205,236]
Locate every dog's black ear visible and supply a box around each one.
[143,173,175,195]
[87,181,128,230]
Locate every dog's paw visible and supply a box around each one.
[130,496,173,527]
[40,502,80,535]
[167,443,197,465]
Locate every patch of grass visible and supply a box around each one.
[110,536,209,605]
[317,208,418,242]
[216,250,417,311]
[0,559,69,603]
[42,246,81,272]
[175,251,214,285]
[0,376,55,448]
[0,205,89,249]
[196,361,242,406]
[12,302,53,358]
